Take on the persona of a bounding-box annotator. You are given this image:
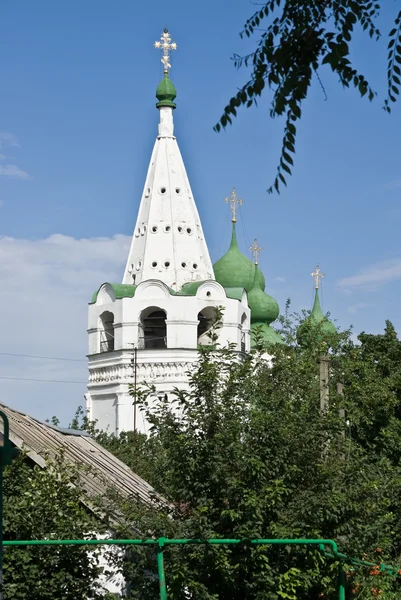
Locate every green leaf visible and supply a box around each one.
[282,151,294,166]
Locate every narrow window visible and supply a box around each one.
[99,311,114,352]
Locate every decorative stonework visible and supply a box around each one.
[89,361,194,384]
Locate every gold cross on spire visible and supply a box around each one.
[311,264,325,289]
[154,28,177,75]
[250,239,262,265]
[225,188,243,223]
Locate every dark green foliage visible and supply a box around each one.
[2,454,106,599]
[93,317,401,599]
[215,1,401,194]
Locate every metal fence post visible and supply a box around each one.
[0,454,3,600]
[0,410,18,600]
[338,563,346,600]
[0,411,9,600]
[157,537,167,600]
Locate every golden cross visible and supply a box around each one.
[311,264,325,289]
[250,239,262,265]
[154,29,177,74]
[225,188,243,223]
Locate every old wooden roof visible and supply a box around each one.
[0,402,157,510]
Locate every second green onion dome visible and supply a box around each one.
[297,288,337,347]
[248,265,284,346]
[213,222,265,292]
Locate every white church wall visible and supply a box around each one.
[92,394,116,433]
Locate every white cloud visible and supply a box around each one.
[0,133,30,179]
[275,276,287,283]
[0,233,130,424]
[338,258,401,291]
[348,302,368,314]
[0,164,30,179]
[0,132,19,149]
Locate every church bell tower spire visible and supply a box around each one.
[122,29,214,290]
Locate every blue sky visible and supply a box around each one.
[1,0,401,424]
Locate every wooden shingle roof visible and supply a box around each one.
[0,402,157,509]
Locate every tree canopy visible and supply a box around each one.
[215,1,401,194]
[87,315,401,599]
[3,453,108,599]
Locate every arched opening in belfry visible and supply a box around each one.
[99,311,115,353]
[240,312,248,353]
[197,307,218,346]
[140,307,167,349]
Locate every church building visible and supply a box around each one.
[85,30,283,434]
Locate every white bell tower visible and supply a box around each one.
[85,30,250,434]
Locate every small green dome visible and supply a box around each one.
[248,266,283,348]
[297,289,337,347]
[156,74,177,109]
[213,223,265,291]
[251,322,284,346]
[247,266,279,324]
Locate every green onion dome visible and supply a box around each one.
[247,265,279,325]
[297,289,337,347]
[251,322,285,347]
[247,265,284,347]
[156,74,177,109]
[213,222,265,292]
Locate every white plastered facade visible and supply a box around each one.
[122,106,214,291]
[86,95,250,434]
[86,280,250,434]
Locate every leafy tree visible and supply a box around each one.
[101,316,401,599]
[215,1,401,193]
[2,453,109,599]
[358,320,401,407]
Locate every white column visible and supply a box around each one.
[166,320,198,348]
[84,393,93,421]
[119,384,135,433]
[158,106,174,137]
[116,391,128,436]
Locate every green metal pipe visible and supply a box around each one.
[0,413,9,446]
[157,538,167,600]
[161,538,339,550]
[338,563,346,600]
[321,550,398,575]
[3,538,158,546]
[2,537,338,550]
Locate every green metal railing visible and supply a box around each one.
[3,536,401,599]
